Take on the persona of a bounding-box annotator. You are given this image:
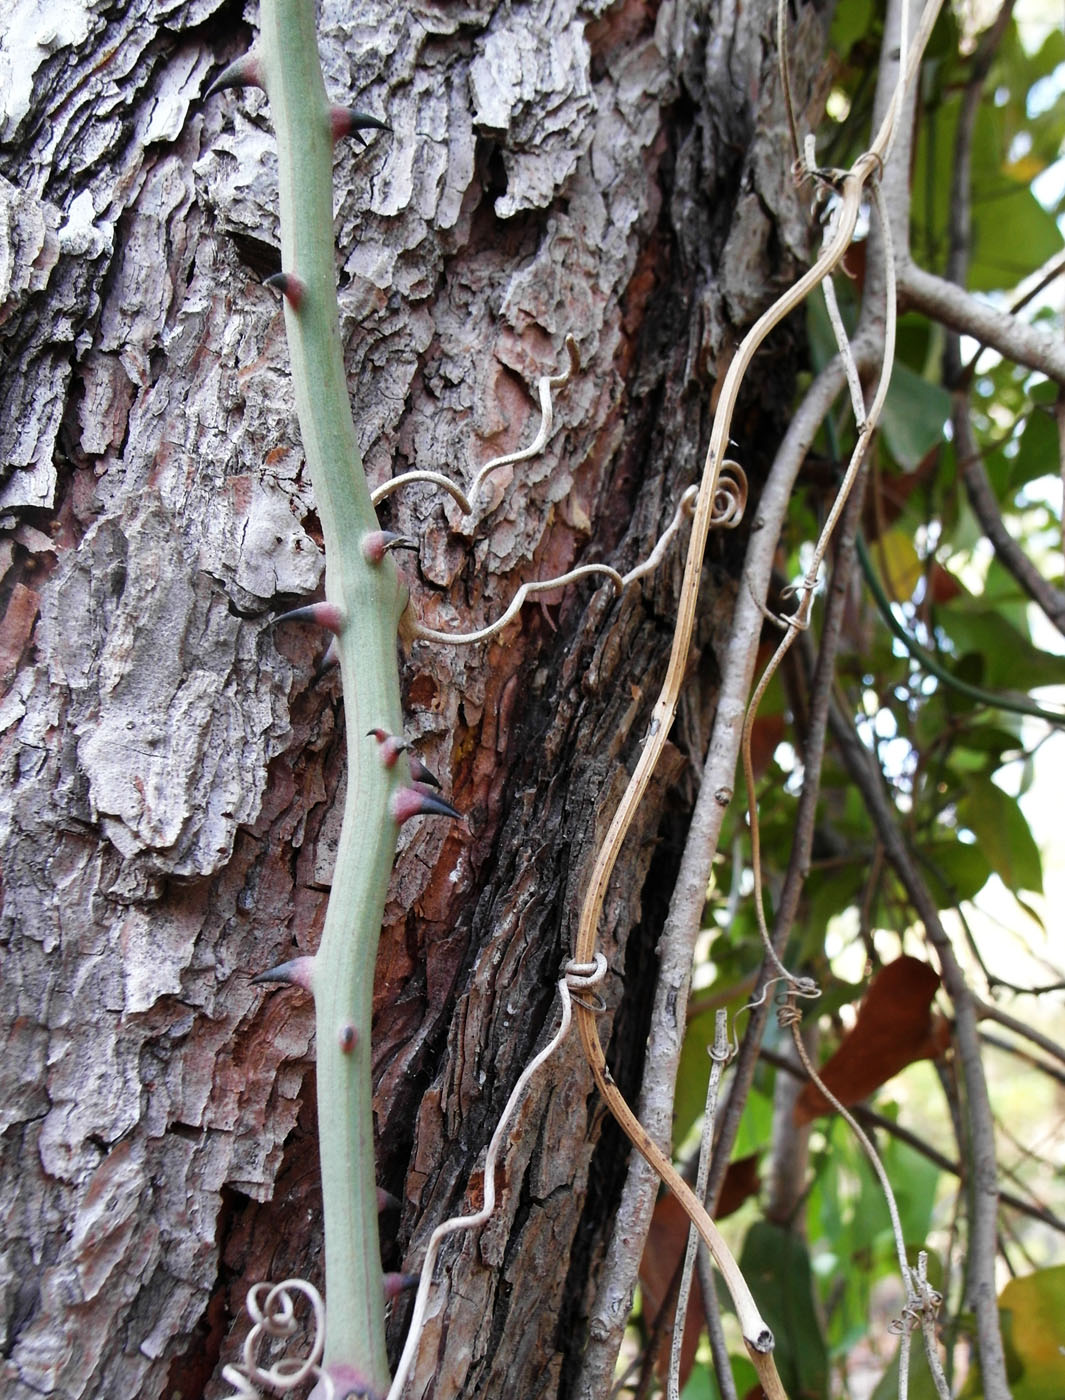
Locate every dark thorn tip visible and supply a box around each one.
[383,1272,419,1299]
[205,54,264,100]
[251,957,314,991]
[273,601,343,633]
[330,106,392,142]
[408,755,441,788]
[263,271,306,310]
[315,638,340,677]
[393,786,461,823]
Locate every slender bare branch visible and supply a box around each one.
[897,260,1065,383]
[668,1013,731,1400]
[974,997,1065,1068]
[955,407,1065,634]
[825,698,1011,1400]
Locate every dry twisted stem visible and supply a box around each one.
[387,966,591,1400]
[222,1279,330,1400]
[569,4,944,1393]
[743,177,899,989]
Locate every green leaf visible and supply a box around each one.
[829,0,875,61]
[882,1138,942,1248]
[918,836,993,903]
[937,607,1063,694]
[740,1222,829,1400]
[681,1355,759,1400]
[881,363,951,471]
[989,407,1061,496]
[912,83,1063,290]
[956,776,1043,893]
[804,865,866,941]
[1002,1265,1065,1399]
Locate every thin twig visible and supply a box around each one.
[574,353,857,1396]
[387,979,576,1400]
[974,997,1065,1068]
[825,696,1011,1400]
[742,181,898,986]
[955,407,1065,635]
[897,260,1065,382]
[668,1013,731,1400]
[914,1252,951,1400]
[939,0,1065,636]
[978,1029,1065,1089]
[758,1044,1065,1232]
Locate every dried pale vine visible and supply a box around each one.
[385,957,610,1400]
[569,4,944,1395]
[202,1,1057,1396]
[221,1280,330,1400]
[730,5,960,1387]
[667,1011,731,1400]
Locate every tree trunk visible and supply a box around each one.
[0,0,827,1396]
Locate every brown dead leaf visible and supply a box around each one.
[748,714,786,783]
[795,956,951,1123]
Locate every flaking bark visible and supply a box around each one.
[0,0,827,1395]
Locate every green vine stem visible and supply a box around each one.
[242,1,406,1391]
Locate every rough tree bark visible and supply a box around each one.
[0,0,828,1396]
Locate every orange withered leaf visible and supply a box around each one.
[794,956,950,1123]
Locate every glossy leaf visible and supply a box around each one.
[956,776,1043,894]
[880,363,951,471]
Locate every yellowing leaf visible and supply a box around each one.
[873,530,922,602]
[1004,155,1048,183]
[1000,1266,1065,1400]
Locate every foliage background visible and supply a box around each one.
[656,2,1065,1396]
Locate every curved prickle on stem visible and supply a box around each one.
[263,271,307,310]
[362,530,417,564]
[252,956,315,991]
[391,785,461,824]
[205,52,264,99]
[274,601,344,632]
[330,106,391,144]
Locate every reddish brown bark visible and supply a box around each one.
[0,0,827,1395]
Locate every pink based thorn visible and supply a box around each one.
[251,956,315,992]
[329,106,391,144]
[391,785,461,824]
[383,1271,419,1300]
[368,727,406,768]
[309,1364,378,1400]
[205,52,264,99]
[362,530,416,564]
[274,601,343,633]
[338,1023,358,1053]
[376,1186,401,1212]
[263,271,307,310]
